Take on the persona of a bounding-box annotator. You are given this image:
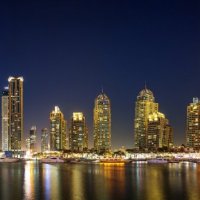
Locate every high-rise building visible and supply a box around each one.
[8,77,24,151]
[29,126,37,152]
[147,112,173,150]
[163,124,173,149]
[186,98,200,149]
[50,106,67,151]
[41,128,49,152]
[1,87,9,151]
[93,91,111,153]
[134,87,158,150]
[69,112,88,152]
[25,138,30,151]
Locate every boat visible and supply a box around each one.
[147,158,168,164]
[40,157,65,163]
[100,158,125,164]
[91,159,100,164]
[168,159,179,163]
[132,160,147,164]
[0,157,20,163]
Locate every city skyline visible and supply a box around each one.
[1,1,199,148]
[1,76,200,150]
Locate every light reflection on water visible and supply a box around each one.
[0,162,200,200]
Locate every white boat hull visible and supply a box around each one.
[0,158,19,163]
[148,159,168,164]
[41,158,65,163]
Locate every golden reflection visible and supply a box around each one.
[145,166,164,200]
[71,165,85,200]
[102,163,126,199]
[186,163,200,200]
[24,161,36,199]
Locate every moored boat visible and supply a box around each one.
[100,158,125,163]
[40,157,65,163]
[168,159,179,163]
[147,158,168,164]
[0,157,20,163]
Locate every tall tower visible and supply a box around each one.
[1,87,9,151]
[163,124,173,149]
[186,98,200,149]
[69,112,88,152]
[50,106,67,151]
[41,128,49,152]
[147,112,173,150]
[29,126,37,152]
[8,77,24,151]
[134,87,158,150]
[93,91,111,153]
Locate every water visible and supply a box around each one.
[0,161,200,200]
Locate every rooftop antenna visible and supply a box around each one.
[101,85,104,93]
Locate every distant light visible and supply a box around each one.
[54,106,60,113]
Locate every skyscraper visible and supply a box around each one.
[29,126,37,152]
[1,87,9,151]
[134,87,158,150]
[186,98,200,149]
[8,77,24,151]
[69,112,88,152]
[41,128,49,152]
[93,91,111,153]
[147,112,173,150]
[50,106,67,151]
[25,138,30,151]
[163,124,173,149]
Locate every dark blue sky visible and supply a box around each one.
[0,0,200,148]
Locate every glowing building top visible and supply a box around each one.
[137,87,155,101]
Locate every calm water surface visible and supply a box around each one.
[0,161,200,200]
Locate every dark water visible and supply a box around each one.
[0,161,200,200]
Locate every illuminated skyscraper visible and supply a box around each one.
[147,112,173,150]
[1,87,9,151]
[163,124,173,148]
[134,87,158,150]
[50,106,67,151]
[186,98,200,149]
[93,91,111,153]
[29,126,37,152]
[8,77,24,151]
[69,112,88,152]
[41,128,49,152]
[25,138,30,151]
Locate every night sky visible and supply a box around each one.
[0,1,200,149]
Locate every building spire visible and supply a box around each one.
[101,86,104,94]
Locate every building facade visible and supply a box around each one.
[41,128,49,152]
[8,77,24,151]
[25,138,30,151]
[1,87,9,151]
[134,87,158,150]
[69,112,88,152]
[50,106,67,151]
[29,126,37,152]
[93,91,111,153]
[186,98,200,149]
[147,112,173,150]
